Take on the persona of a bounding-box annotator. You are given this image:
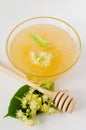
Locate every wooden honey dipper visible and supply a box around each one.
[0,63,77,113]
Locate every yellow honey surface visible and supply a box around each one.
[10,24,77,76]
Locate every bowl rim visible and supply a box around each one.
[6,16,82,78]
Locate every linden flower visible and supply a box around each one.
[16,110,39,126]
[21,97,28,108]
[16,110,23,118]
[47,107,57,114]
[30,110,37,117]
[16,110,27,121]
[36,97,42,110]
[15,86,58,127]
[28,88,35,94]
[26,109,30,116]
[31,94,39,100]
[30,100,37,110]
[30,51,53,67]
[21,89,36,108]
[42,95,49,103]
[41,104,49,113]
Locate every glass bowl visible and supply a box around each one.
[6,16,81,83]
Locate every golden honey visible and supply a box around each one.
[10,24,77,78]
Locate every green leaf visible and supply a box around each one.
[30,33,48,47]
[4,85,30,118]
[40,82,54,91]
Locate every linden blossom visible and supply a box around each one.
[15,86,57,126]
[30,51,53,67]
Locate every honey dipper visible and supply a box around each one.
[0,63,77,113]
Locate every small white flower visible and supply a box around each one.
[30,100,37,110]
[30,51,53,67]
[16,110,24,118]
[21,97,28,108]
[16,110,27,121]
[42,95,49,102]
[47,107,57,114]
[41,104,49,112]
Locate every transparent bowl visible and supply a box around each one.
[6,16,81,83]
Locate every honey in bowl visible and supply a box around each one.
[6,17,81,83]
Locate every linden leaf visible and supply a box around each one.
[4,85,30,118]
